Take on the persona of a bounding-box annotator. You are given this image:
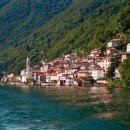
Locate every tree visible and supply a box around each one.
[106,65,115,79]
[118,6,130,31]
[0,72,3,79]
[106,57,120,79]
[119,59,130,87]
[83,76,96,85]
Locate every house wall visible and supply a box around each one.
[97,59,111,72]
[46,75,58,82]
[65,68,77,74]
[77,72,90,78]
[107,42,118,48]
[127,44,130,52]
[121,55,127,62]
[21,75,26,83]
[121,54,130,62]
[91,70,104,80]
[115,69,120,78]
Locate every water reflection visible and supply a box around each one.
[0,85,130,130]
[38,86,113,107]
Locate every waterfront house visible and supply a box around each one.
[20,57,33,83]
[76,71,91,79]
[58,76,66,86]
[37,73,46,84]
[33,71,43,82]
[91,67,104,80]
[46,69,59,83]
[20,69,27,83]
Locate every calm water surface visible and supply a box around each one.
[0,85,130,130]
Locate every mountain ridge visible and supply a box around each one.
[0,0,130,74]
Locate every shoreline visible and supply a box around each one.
[0,81,108,88]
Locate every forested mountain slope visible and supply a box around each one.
[0,0,130,74]
[0,0,72,45]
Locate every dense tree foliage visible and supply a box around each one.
[119,59,130,87]
[106,57,120,79]
[0,0,72,45]
[0,0,130,74]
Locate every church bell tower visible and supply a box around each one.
[26,57,32,78]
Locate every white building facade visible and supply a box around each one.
[127,43,130,52]
[26,57,32,79]
[20,57,33,83]
[97,58,112,73]
[91,68,104,80]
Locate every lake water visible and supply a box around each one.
[0,85,130,130]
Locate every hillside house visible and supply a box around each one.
[121,52,130,62]
[89,48,103,58]
[106,48,118,56]
[107,39,120,48]
[64,65,80,74]
[40,63,52,72]
[127,43,130,52]
[64,53,77,61]
[97,57,112,73]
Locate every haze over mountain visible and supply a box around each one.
[0,0,130,73]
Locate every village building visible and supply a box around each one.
[79,62,89,71]
[64,65,80,75]
[64,52,77,61]
[33,71,42,82]
[37,73,46,84]
[89,48,103,58]
[8,74,14,78]
[115,68,120,79]
[127,43,130,52]
[121,52,130,62]
[120,43,130,62]
[106,47,118,56]
[26,57,33,79]
[46,69,59,83]
[58,76,66,86]
[40,63,52,72]
[76,71,91,79]
[14,41,126,86]
[20,69,27,83]
[107,39,121,48]
[20,57,33,83]
[97,57,112,73]
[91,67,104,80]
[1,73,15,82]
[58,73,74,86]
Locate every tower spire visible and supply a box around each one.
[26,57,32,78]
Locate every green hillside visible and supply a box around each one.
[0,0,72,72]
[0,0,72,45]
[0,0,130,74]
